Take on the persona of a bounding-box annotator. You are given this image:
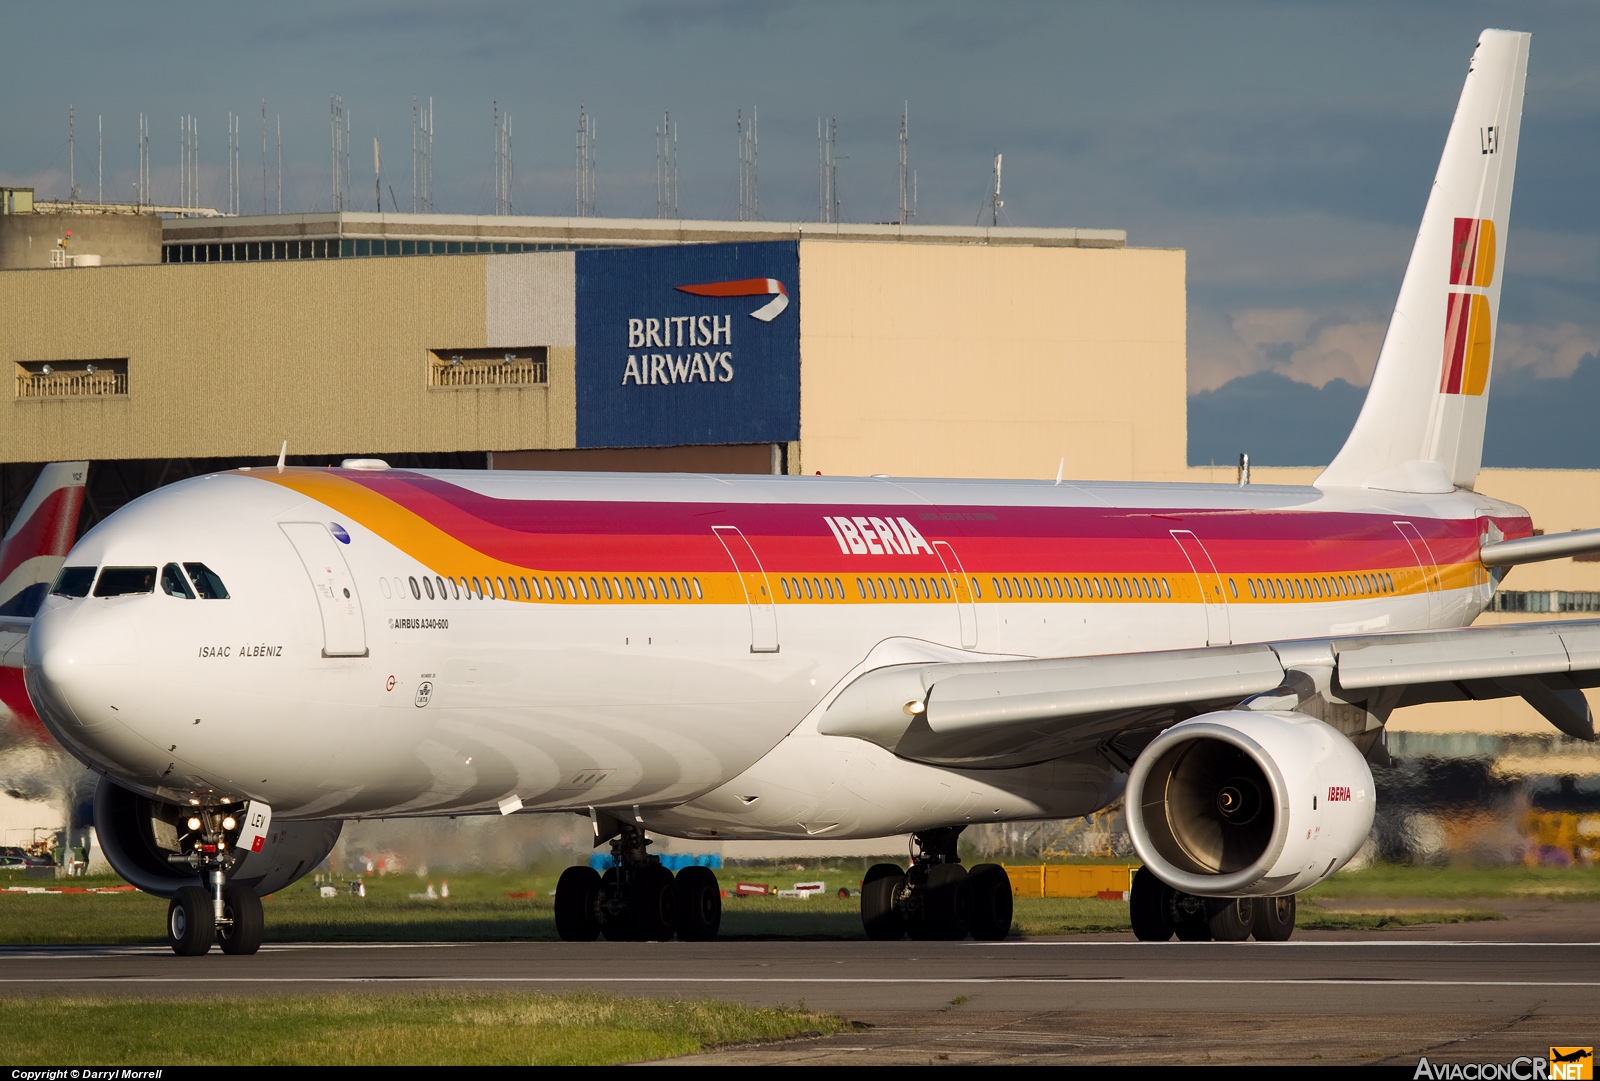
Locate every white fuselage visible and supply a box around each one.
[24,467,1522,839]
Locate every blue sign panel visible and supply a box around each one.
[575,241,800,448]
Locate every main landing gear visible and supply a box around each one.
[553,823,722,942]
[164,808,263,957]
[1129,866,1297,942]
[859,826,1013,942]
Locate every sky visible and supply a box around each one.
[3,1,1598,467]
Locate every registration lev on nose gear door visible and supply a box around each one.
[280,522,368,657]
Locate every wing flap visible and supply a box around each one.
[819,618,1600,769]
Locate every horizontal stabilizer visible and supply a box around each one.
[1480,528,1600,567]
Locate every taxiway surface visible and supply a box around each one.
[4,903,1595,1065]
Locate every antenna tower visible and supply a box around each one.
[982,152,1003,227]
[493,102,513,215]
[898,101,915,225]
[330,96,349,212]
[97,115,103,203]
[575,106,596,217]
[817,118,842,223]
[737,107,759,221]
[68,106,76,203]
[137,113,149,207]
[276,114,282,213]
[656,111,678,219]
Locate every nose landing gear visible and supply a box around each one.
[164,807,262,956]
[553,823,723,942]
[858,826,1014,942]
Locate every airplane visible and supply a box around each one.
[11,28,1596,956]
[0,461,88,737]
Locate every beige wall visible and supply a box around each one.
[1,255,576,461]
[798,241,1187,481]
[0,213,161,270]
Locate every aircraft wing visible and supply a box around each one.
[818,620,1600,769]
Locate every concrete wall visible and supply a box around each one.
[798,241,1187,481]
[0,254,577,461]
[0,212,161,270]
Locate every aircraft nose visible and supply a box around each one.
[23,597,148,770]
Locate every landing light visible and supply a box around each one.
[186,816,202,831]
[902,700,927,716]
[222,816,237,831]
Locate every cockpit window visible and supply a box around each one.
[161,563,195,599]
[50,567,96,598]
[94,567,157,597]
[183,563,230,600]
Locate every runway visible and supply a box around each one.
[4,906,1596,1064]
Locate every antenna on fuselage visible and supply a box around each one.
[1054,457,1064,486]
[276,440,287,473]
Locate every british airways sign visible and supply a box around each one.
[576,243,800,448]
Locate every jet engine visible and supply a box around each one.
[1125,710,1374,897]
[93,773,341,899]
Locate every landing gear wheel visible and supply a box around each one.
[598,868,628,941]
[674,866,722,942]
[1171,891,1212,941]
[1129,867,1175,942]
[554,866,603,942]
[964,864,1014,941]
[1252,894,1297,941]
[627,863,678,942]
[217,885,264,955]
[909,862,969,941]
[861,863,906,941]
[1205,897,1255,942]
[167,885,216,956]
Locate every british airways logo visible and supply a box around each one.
[824,515,934,556]
[619,277,790,387]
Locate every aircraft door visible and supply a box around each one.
[932,540,979,649]
[712,525,779,653]
[1169,529,1232,646]
[280,522,368,657]
[1393,520,1443,627]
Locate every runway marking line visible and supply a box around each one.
[0,977,1597,988]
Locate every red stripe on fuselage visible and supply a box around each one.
[336,472,1521,578]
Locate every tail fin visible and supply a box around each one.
[1318,30,1529,493]
[0,462,88,617]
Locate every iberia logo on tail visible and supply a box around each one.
[676,278,790,322]
[1440,217,1495,396]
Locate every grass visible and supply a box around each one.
[0,991,845,1066]
[1304,862,1600,901]
[1,860,1571,947]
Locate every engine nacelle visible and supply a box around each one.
[1125,710,1374,897]
[93,773,342,898]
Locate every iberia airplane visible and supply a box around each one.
[13,29,1595,955]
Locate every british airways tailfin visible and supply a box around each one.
[1318,30,1529,494]
[0,462,88,618]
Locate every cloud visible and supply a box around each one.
[1188,371,1366,467]
[1188,304,1387,394]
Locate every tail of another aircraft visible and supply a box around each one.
[1318,30,1529,494]
[0,462,89,618]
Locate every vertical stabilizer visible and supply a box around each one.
[0,462,88,617]
[1317,30,1529,493]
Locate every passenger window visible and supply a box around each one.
[671,578,682,599]
[577,578,588,600]
[625,577,636,600]
[51,567,97,598]
[782,578,792,600]
[183,563,230,600]
[823,578,834,600]
[94,567,157,597]
[438,576,449,599]
[1249,579,1258,599]
[856,577,865,598]
[423,576,436,600]
[833,577,843,598]
[694,578,704,599]
[161,564,195,599]
[602,577,613,600]
[1161,578,1171,598]
[802,578,812,600]
[1228,578,1238,599]
[409,576,421,600]
[552,577,564,600]
[970,577,981,599]
[991,577,1001,598]
[470,576,482,598]
[1385,573,1393,592]
[518,576,529,599]
[680,577,691,599]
